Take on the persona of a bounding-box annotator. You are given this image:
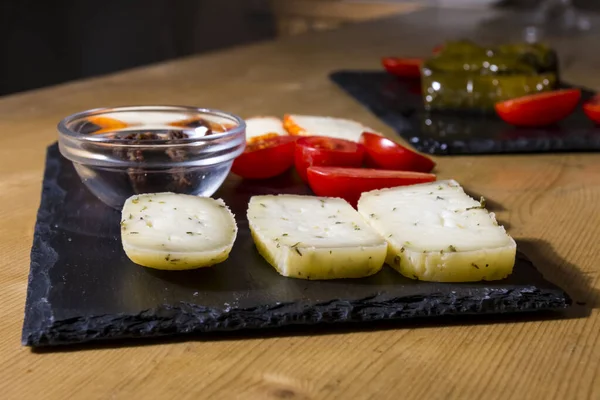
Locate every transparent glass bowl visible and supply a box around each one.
[58,106,246,209]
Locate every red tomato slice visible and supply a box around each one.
[294,136,364,182]
[231,135,296,179]
[359,132,435,173]
[495,89,581,127]
[307,166,436,206]
[382,57,422,79]
[583,95,600,124]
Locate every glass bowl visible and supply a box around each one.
[58,106,246,209]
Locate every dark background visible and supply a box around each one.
[0,0,276,96]
[1,0,597,97]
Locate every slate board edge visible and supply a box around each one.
[329,70,600,155]
[26,285,569,347]
[22,145,64,346]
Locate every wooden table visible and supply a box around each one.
[1,7,599,400]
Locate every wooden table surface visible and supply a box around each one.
[1,7,599,400]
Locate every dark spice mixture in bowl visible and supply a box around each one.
[58,106,246,209]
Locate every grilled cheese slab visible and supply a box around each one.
[247,195,387,279]
[358,180,516,282]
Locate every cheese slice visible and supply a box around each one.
[245,116,287,141]
[121,193,237,270]
[283,114,380,142]
[357,180,516,282]
[247,195,387,280]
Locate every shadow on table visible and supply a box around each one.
[516,238,599,314]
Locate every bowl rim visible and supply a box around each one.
[57,105,246,145]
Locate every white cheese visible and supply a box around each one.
[245,116,287,141]
[357,180,516,282]
[247,195,387,280]
[284,115,381,142]
[121,193,237,270]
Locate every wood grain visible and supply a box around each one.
[0,7,599,400]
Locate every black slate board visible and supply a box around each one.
[330,70,600,155]
[22,144,571,347]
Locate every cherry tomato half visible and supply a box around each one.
[583,95,600,125]
[495,89,581,127]
[307,166,436,207]
[359,132,435,173]
[382,57,423,79]
[294,136,364,182]
[231,135,296,180]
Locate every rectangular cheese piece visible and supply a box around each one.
[245,116,287,141]
[357,180,516,282]
[121,193,237,270]
[247,195,387,280]
[283,114,380,142]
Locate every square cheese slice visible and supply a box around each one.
[245,116,287,141]
[121,193,237,270]
[247,195,387,279]
[283,114,380,142]
[357,180,516,282]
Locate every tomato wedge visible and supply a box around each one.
[231,135,296,179]
[583,95,600,124]
[307,166,436,206]
[382,57,422,79]
[495,89,581,127]
[359,132,435,173]
[295,136,364,182]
